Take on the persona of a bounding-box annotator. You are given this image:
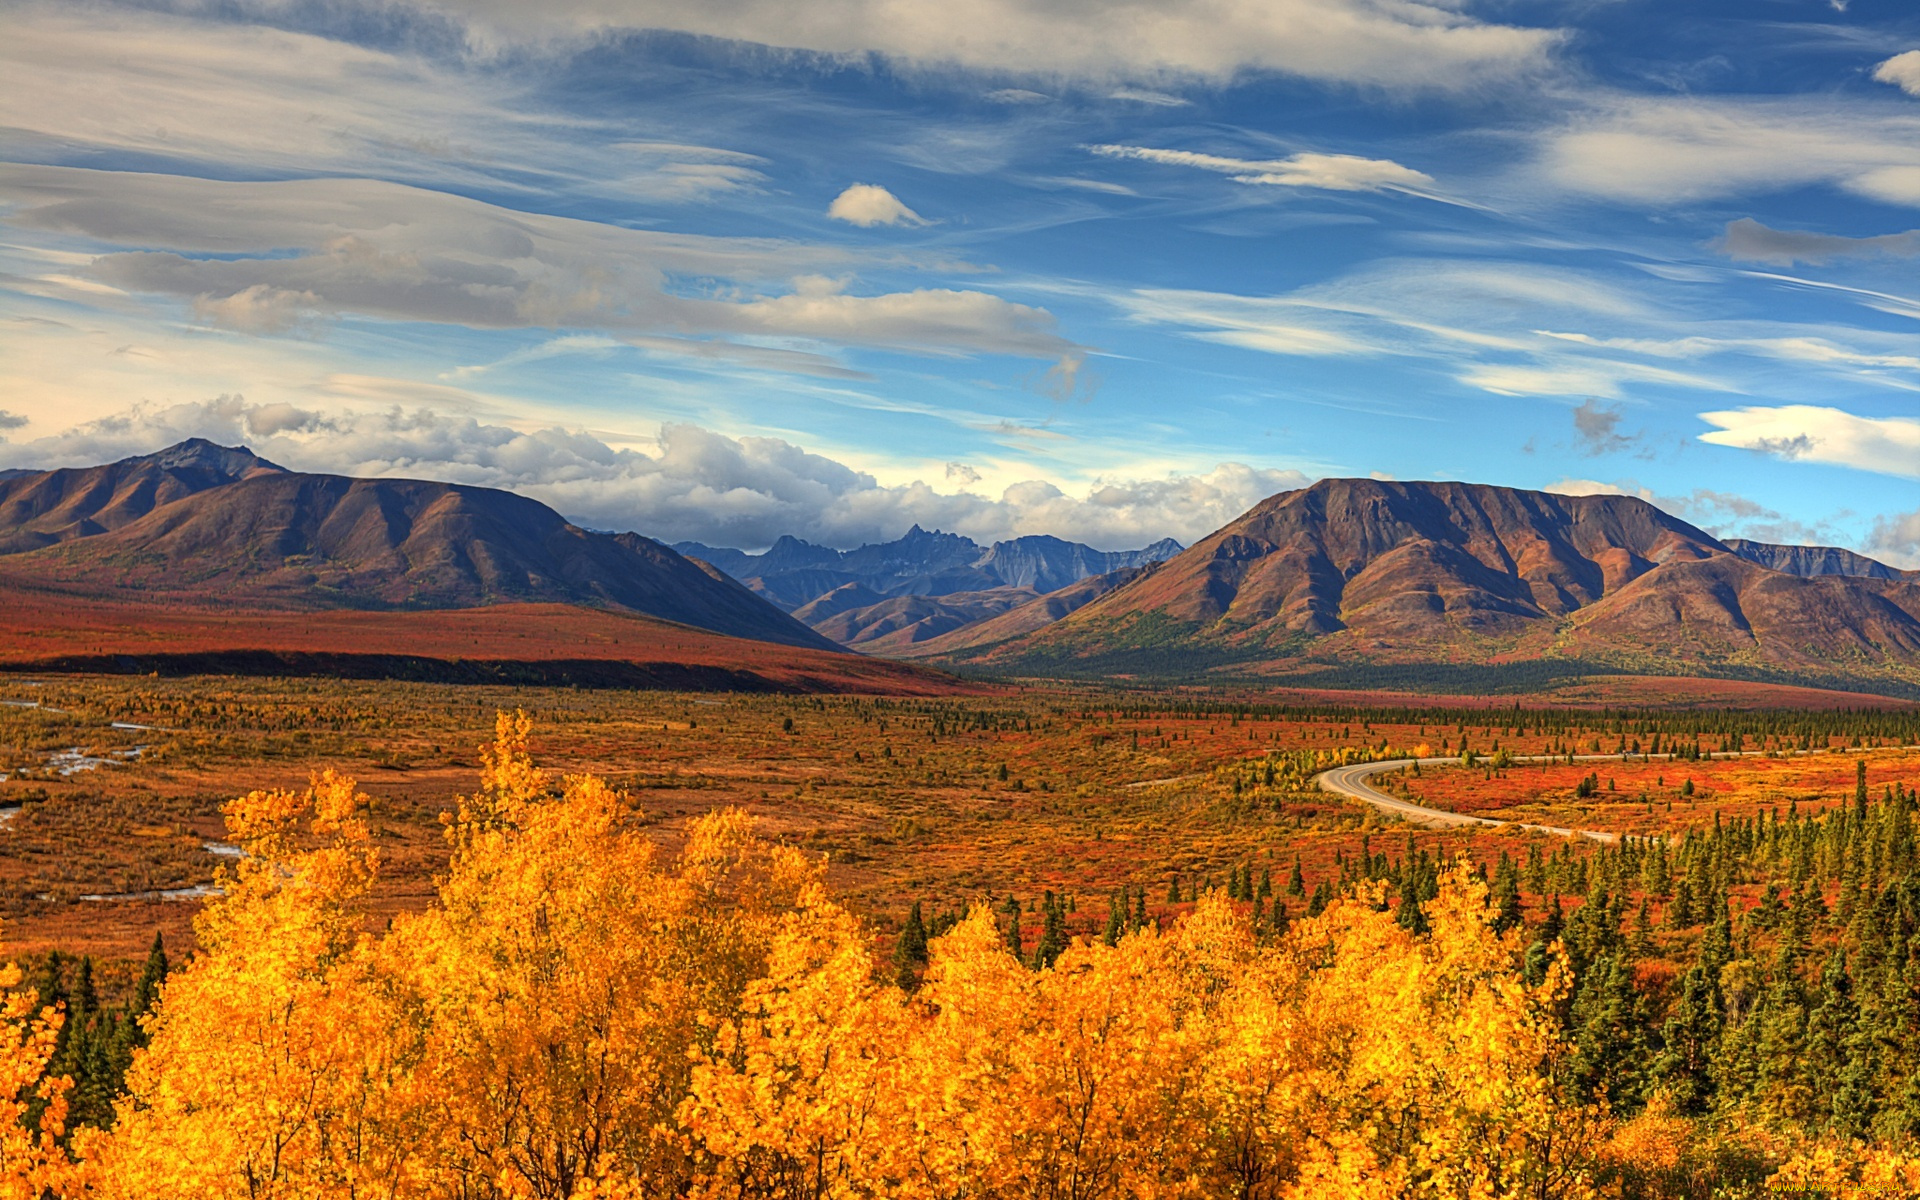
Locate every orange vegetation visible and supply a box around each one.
[1401,749,1920,837]
[0,581,971,695]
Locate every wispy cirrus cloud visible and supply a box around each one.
[1540,97,1920,207]
[365,0,1563,91]
[0,164,1088,389]
[1088,144,1439,196]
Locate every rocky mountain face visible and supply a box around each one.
[0,438,285,554]
[1725,539,1912,582]
[674,527,1182,610]
[670,526,1182,648]
[940,478,1920,687]
[0,441,836,651]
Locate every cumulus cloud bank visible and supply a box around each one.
[0,397,1309,551]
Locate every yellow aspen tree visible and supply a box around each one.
[679,896,913,1198]
[88,771,413,1199]
[0,955,77,1200]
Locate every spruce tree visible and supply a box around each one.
[894,902,930,990]
[1032,898,1068,971]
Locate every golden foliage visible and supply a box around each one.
[0,954,75,1199]
[9,714,1881,1197]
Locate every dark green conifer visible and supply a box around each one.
[894,902,930,990]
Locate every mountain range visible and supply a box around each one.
[0,440,834,651]
[5,442,1919,696]
[672,527,1182,651]
[931,478,1920,691]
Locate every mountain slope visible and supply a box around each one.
[0,438,284,554]
[797,586,1041,652]
[954,478,1920,686]
[894,567,1147,659]
[1725,539,1913,582]
[0,445,836,651]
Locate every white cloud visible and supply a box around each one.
[603,144,770,201]
[826,184,929,228]
[0,397,1307,550]
[394,0,1562,91]
[1460,360,1729,399]
[0,7,594,191]
[1875,51,1920,98]
[1541,97,1920,207]
[1542,478,1657,502]
[1090,144,1437,195]
[0,165,1085,385]
[1108,89,1191,107]
[1114,262,1743,399]
[1117,288,1373,356]
[1698,405,1920,480]
[985,89,1051,105]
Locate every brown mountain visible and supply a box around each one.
[796,586,1042,652]
[946,478,1920,688]
[0,443,836,651]
[894,567,1145,659]
[1724,538,1914,582]
[0,438,284,553]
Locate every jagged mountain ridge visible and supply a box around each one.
[0,442,837,651]
[944,478,1920,685]
[0,437,286,554]
[674,527,1183,612]
[1725,539,1913,582]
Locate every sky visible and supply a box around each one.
[2,0,1919,561]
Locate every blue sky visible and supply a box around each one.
[2,0,1918,560]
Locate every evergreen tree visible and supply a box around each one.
[1032,896,1068,971]
[894,902,930,990]
[1491,867,1523,934]
[1395,873,1429,936]
[1306,881,1332,918]
[1658,963,1725,1114]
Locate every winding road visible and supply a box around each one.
[1315,757,1633,844]
[1314,745,1918,842]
